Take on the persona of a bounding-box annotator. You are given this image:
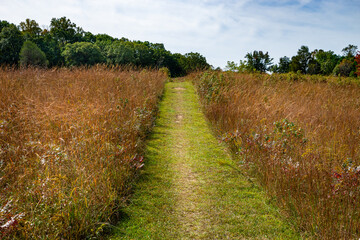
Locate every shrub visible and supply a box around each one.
[355,52,360,77]
[62,42,104,66]
[333,59,355,77]
[19,40,48,67]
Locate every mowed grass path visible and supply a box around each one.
[111,81,300,239]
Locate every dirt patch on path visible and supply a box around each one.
[175,114,183,123]
[173,87,186,91]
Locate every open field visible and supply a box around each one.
[111,81,299,239]
[2,67,360,239]
[0,67,166,239]
[193,71,360,239]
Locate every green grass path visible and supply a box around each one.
[110,81,300,239]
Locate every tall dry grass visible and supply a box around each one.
[0,66,166,239]
[193,71,360,239]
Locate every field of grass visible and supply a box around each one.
[193,71,360,239]
[0,67,166,239]
[3,66,360,239]
[111,80,299,239]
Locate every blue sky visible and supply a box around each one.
[0,0,359,68]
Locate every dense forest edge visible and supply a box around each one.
[0,17,210,77]
[1,17,359,78]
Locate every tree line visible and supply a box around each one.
[0,17,210,76]
[226,45,360,77]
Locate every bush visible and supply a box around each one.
[19,40,48,67]
[62,42,104,66]
[333,59,355,77]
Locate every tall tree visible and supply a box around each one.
[185,52,209,71]
[307,59,321,75]
[271,56,290,73]
[290,46,312,74]
[106,41,135,65]
[0,22,24,65]
[0,20,11,32]
[19,40,48,67]
[19,18,42,39]
[342,44,358,58]
[177,52,210,73]
[133,41,154,67]
[50,17,83,45]
[314,49,340,75]
[245,50,273,73]
[83,32,96,43]
[35,30,63,67]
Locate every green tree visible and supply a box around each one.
[0,22,24,65]
[225,60,248,72]
[314,49,340,75]
[95,34,116,56]
[178,52,210,73]
[272,56,290,73]
[151,48,184,77]
[342,44,358,58]
[225,61,239,71]
[0,20,11,32]
[245,50,273,73]
[171,53,187,76]
[35,31,63,67]
[290,46,312,74]
[279,56,290,73]
[307,59,321,75]
[83,32,96,43]
[106,41,135,65]
[19,18,42,39]
[62,42,104,66]
[133,41,154,67]
[162,52,183,77]
[19,40,48,67]
[333,59,354,77]
[95,34,115,42]
[50,17,83,45]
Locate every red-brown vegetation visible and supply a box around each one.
[0,66,166,238]
[193,71,360,239]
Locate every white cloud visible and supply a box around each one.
[0,0,359,68]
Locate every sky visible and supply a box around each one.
[0,0,359,68]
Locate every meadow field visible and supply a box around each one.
[0,67,166,239]
[193,71,360,239]
[1,67,360,239]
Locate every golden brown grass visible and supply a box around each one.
[0,66,166,239]
[193,71,360,239]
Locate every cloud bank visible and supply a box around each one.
[1,0,359,68]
